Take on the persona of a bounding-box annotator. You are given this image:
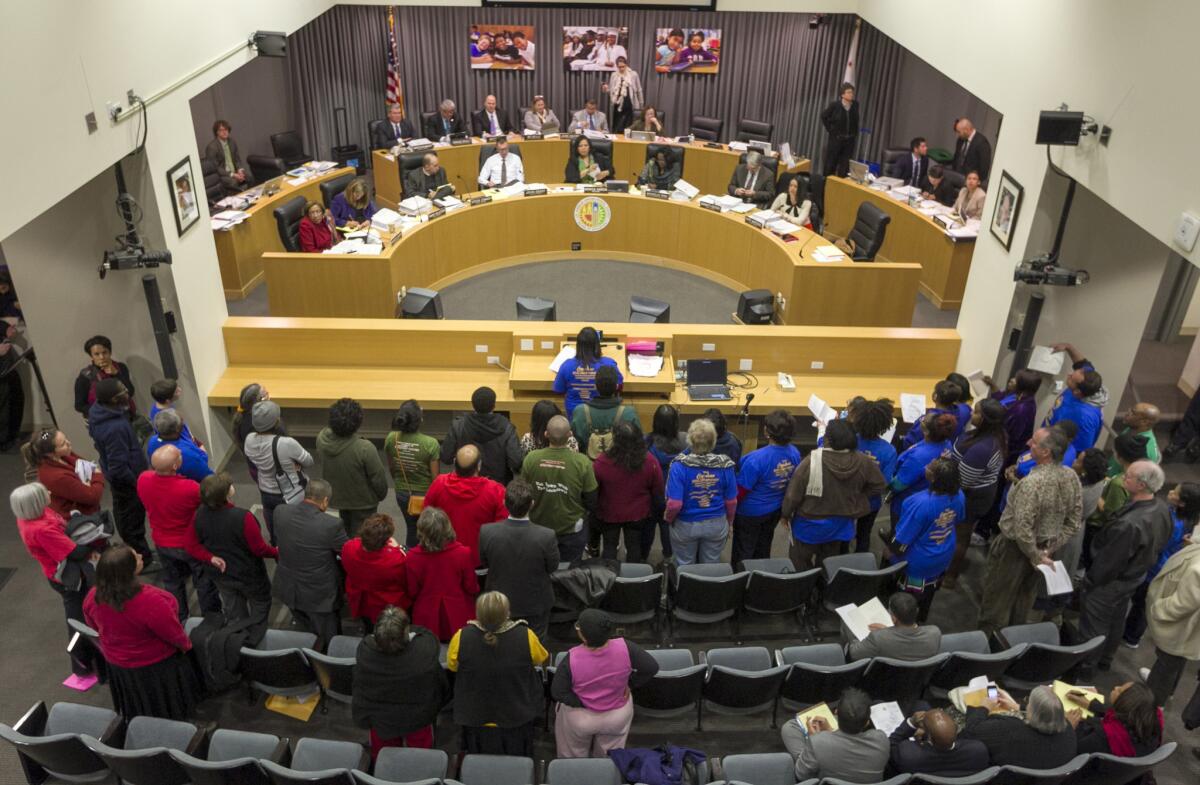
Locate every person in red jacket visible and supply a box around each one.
[343,513,409,633]
[137,445,225,621]
[298,201,335,252]
[22,428,105,516]
[424,444,507,565]
[404,506,479,642]
[83,545,201,719]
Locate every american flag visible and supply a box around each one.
[386,8,404,111]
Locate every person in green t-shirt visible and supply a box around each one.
[1107,402,1161,476]
[384,400,441,547]
[521,415,597,562]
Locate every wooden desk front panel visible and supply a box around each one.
[823,177,974,309]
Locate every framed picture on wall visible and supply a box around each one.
[562,26,629,71]
[167,156,199,237]
[654,28,721,74]
[989,170,1023,250]
[470,24,536,70]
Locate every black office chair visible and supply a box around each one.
[169,729,289,785]
[741,560,821,637]
[479,143,523,167]
[575,136,612,161]
[200,157,223,207]
[631,649,707,729]
[247,154,287,184]
[516,296,557,321]
[929,631,1025,699]
[318,172,355,209]
[366,119,388,151]
[736,119,773,144]
[821,553,906,611]
[399,152,427,198]
[419,111,439,137]
[943,169,966,190]
[689,115,724,142]
[629,296,670,323]
[273,196,307,253]
[881,147,910,178]
[668,564,748,641]
[84,716,204,785]
[995,623,1105,692]
[645,143,684,168]
[270,131,311,168]
[599,565,663,635]
[0,701,122,785]
[845,202,892,262]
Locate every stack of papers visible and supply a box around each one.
[808,394,837,425]
[836,596,893,641]
[582,129,610,140]
[434,195,465,211]
[811,245,846,262]
[548,345,575,373]
[672,179,699,199]
[326,239,382,255]
[780,142,797,168]
[946,223,980,239]
[210,210,249,231]
[729,202,756,214]
[870,702,906,735]
[698,194,743,212]
[900,393,927,424]
[397,197,432,216]
[874,176,904,189]
[1028,346,1066,374]
[768,219,802,235]
[74,459,98,484]
[215,195,251,210]
[1037,561,1074,596]
[747,210,776,227]
[727,140,750,152]
[628,354,665,378]
[371,208,404,231]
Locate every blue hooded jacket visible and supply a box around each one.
[88,402,148,487]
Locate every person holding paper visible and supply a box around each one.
[601,57,642,134]
[977,428,1082,637]
[330,178,377,229]
[638,149,680,191]
[1065,682,1163,758]
[553,327,622,418]
[1077,461,1174,679]
[780,688,889,783]
[568,99,610,134]
[1123,481,1198,649]
[733,410,801,562]
[983,369,1042,467]
[888,708,989,778]
[1109,402,1162,475]
[1042,342,1106,452]
[901,380,964,450]
[921,164,958,207]
[564,136,611,184]
[889,414,957,525]
[782,420,887,570]
[885,458,965,620]
[847,592,942,661]
[22,428,105,517]
[664,418,737,566]
[960,685,1078,770]
[845,397,899,553]
[404,153,454,201]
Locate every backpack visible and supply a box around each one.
[582,404,625,460]
[609,745,706,785]
[54,511,115,590]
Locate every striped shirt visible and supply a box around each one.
[951,433,1004,489]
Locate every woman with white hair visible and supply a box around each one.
[664,418,737,565]
[960,684,1078,769]
[12,482,102,680]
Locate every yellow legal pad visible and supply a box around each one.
[265,692,320,722]
[795,702,839,731]
[1053,680,1103,719]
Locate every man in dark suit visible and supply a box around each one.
[820,82,859,177]
[272,479,348,648]
[403,153,454,200]
[425,99,466,141]
[471,94,514,137]
[203,119,252,194]
[890,709,989,778]
[952,117,992,184]
[372,104,414,149]
[478,478,560,638]
[893,137,930,189]
[727,151,775,207]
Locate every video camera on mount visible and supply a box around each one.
[1013,253,1088,287]
[98,247,172,279]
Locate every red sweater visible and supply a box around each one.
[83,584,191,668]
[404,541,479,642]
[136,471,211,562]
[18,510,77,581]
[341,538,408,621]
[299,216,334,252]
[424,473,508,566]
[39,455,105,516]
[593,452,664,523]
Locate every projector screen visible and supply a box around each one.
[484,1,716,9]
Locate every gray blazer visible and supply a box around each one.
[478,517,559,617]
[203,137,244,190]
[569,109,609,134]
[523,109,561,133]
[847,623,942,662]
[272,501,348,613]
[781,721,890,782]
[727,164,774,206]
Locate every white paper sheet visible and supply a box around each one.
[1037,560,1074,596]
[628,354,665,378]
[836,596,893,641]
[900,393,927,424]
[881,418,899,444]
[672,179,699,199]
[870,702,906,736]
[74,459,98,484]
[1028,346,1066,375]
[548,345,575,373]
[807,394,837,424]
[965,369,989,399]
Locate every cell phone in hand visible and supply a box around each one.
[987,686,999,701]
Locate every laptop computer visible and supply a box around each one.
[686,358,731,401]
[848,160,870,184]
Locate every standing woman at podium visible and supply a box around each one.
[601,57,643,134]
[553,327,622,419]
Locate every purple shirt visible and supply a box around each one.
[568,638,631,712]
[329,192,378,227]
[994,392,1037,465]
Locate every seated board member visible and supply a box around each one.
[638,149,680,191]
[373,104,414,149]
[628,105,664,136]
[405,153,454,201]
[953,170,987,221]
[564,136,611,184]
[472,94,515,137]
[425,99,466,141]
[893,136,931,190]
[727,151,774,207]
[330,178,377,229]
[568,99,610,134]
[478,139,525,188]
[921,164,958,207]
[299,201,335,253]
[523,95,561,133]
[204,119,251,193]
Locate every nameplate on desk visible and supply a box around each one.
[426,207,446,220]
[745,215,770,228]
[700,201,723,213]
[523,187,548,196]
[523,131,544,140]
[644,189,670,200]
[484,134,507,143]
[704,142,724,149]
[582,185,607,193]
[405,143,434,152]
[469,195,493,206]
[450,137,472,146]
[388,230,404,246]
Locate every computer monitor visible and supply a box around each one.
[848,160,870,183]
[687,358,727,386]
[400,287,443,319]
[516,296,557,321]
[737,289,775,325]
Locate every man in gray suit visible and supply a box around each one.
[568,99,610,133]
[727,151,774,206]
[478,478,560,638]
[203,119,251,194]
[781,688,890,782]
[846,592,942,661]
[272,479,348,649]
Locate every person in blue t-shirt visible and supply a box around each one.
[146,407,212,482]
[553,326,622,418]
[846,397,899,554]
[733,409,801,562]
[1122,481,1200,647]
[945,372,975,436]
[1042,342,1106,452]
[665,418,737,566]
[901,379,966,450]
[644,404,685,560]
[890,413,956,524]
[884,457,965,621]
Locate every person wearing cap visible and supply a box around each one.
[550,608,659,757]
[87,377,152,563]
[243,400,313,543]
[440,386,523,484]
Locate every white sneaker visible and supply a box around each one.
[1139,667,1151,682]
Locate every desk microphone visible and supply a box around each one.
[741,392,755,416]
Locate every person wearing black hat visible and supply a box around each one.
[87,378,152,563]
[550,609,659,757]
[440,386,522,484]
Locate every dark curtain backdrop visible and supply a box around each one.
[284,6,905,170]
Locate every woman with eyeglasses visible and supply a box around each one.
[22,428,105,516]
